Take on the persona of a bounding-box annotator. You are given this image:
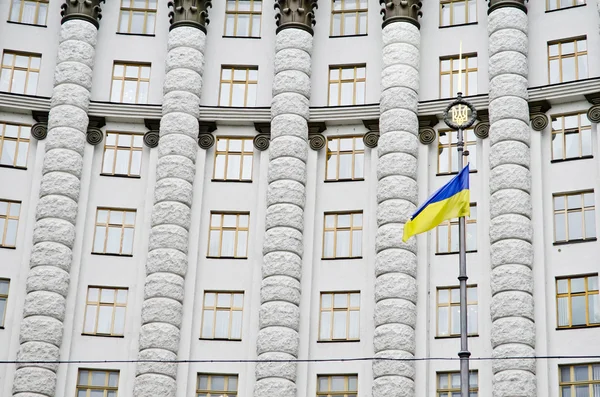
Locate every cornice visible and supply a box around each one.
[2,78,600,125]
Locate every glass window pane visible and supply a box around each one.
[323,231,334,258]
[332,311,347,339]
[84,305,97,333]
[321,294,332,309]
[550,59,560,84]
[555,213,566,241]
[453,1,466,24]
[572,295,586,325]
[585,209,596,238]
[96,306,113,333]
[319,312,331,339]
[349,310,359,338]
[113,306,125,334]
[438,306,449,335]
[231,310,242,339]
[589,294,600,324]
[562,57,576,82]
[201,309,213,337]
[106,227,122,253]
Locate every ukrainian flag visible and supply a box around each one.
[402,164,471,242]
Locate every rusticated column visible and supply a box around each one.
[12,1,103,396]
[133,1,211,396]
[488,1,536,396]
[254,2,315,397]
[373,2,421,397]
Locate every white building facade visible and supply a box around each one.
[0,0,599,396]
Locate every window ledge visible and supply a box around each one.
[434,334,479,339]
[6,20,47,28]
[0,246,17,250]
[324,178,365,183]
[436,170,477,177]
[210,179,253,183]
[317,339,360,343]
[545,3,587,13]
[91,252,134,258]
[116,32,156,37]
[222,35,261,39]
[0,164,27,171]
[321,256,363,261]
[206,256,248,260]
[556,324,600,330]
[329,34,368,39]
[100,173,141,179]
[553,238,597,246]
[439,22,478,29]
[199,338,242,341]
[0,326,4,329]
[82,333,125,338]
[435,250,477,256]
[551,155,593,164]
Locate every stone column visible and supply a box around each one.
[12,2,102,396]
[373,2,421,397]
[132,1,211,396]
[487,1,536,396]
[253,2,316,397]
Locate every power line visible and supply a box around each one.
[2,355,600,365]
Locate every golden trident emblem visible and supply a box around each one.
[451,104,469,125]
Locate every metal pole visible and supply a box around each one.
[456,126,471,397]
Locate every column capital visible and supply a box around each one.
[197,120,217,149]
[254,122,271,151]
[61,0,105,29]
[32,111,49,140]
[86,116,105,145]
[380,0,422,29]
[528,100,551,131]
[144,119,160,148]
[487,0,527,15]
[168,0,212,33]
[418,114,438,145]
[362,119,379,148]
[584,92,600,123]
[308,122,326,150]
[275,0,318,35]
[474,109,489,139]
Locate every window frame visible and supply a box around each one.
[218,65,258,107]
[196,373,238,397]
[551,112,593,161]
[110,62,151,104]
[117,0,157,35]
[0,199,21,248]
[200,291,244,340]
[0,278,9,328]
[0,50,41,95]
[76,369,120,396]
[318,291,360,342]
[553,190,596,243]
[556,274,599,328]
[439,0,477,27]
[212,137,254,182]
[558,363,600,396]
[548,36,588,84]
[92,207,137,256]
[207,212,250,259]
[327,64,367,106]
[8,0,49,26]
[0,122,30,169]
[546,0,586,11]
[439,53,477,98]
[316,374,358,397]
[436,370,479,396]
[325,136,365,182]
[436,285,478,337]
[330,0,368,37]
[82,286,128,337]
[224,0,262,38]
[322,211,363,259]
[100,132,144,177]
[437,128,477,175]
[436,203,477,254]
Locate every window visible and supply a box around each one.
[559,363,600,396]
[83,287,127,336]
[110,62,150,104]
[548,37,588,84]
[556,275,599,328]
[101,132,143,177]
[437,371,478,397]
[76,369,119,397]
[551,113,592,161]
[219,66,258,107]
[197,374,238,397]
[440,0,476,27]
[224,0,261,37]
[208,212,249,258]
[547,0,586,11]
[440,54,477,98]
[0,200,20,248]
[319,292,360,341]
[438,129,477,174]
[8,0,48,25]
[331,0,367,36]
[436,286,477,337]
[92,208,136,255]
[325,137,364,181]
[0,122,30,168]
[213,138,254,181]
[200,291,244,340]
[553,191,596,242]
[0,279,9,328]
[0,51,40,95]
[323,212,362,259]
[436,204,477,254]
[118,0,157,34]
[317,375,358,397]
[328,65,366,106]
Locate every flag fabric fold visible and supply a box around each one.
[402,164,470,242]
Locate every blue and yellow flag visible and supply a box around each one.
[402,164,470,242]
